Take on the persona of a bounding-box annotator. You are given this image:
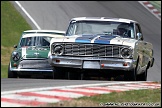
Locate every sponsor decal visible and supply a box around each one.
[32,47,47,50]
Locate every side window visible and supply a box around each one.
[128,23,135,38]
[42,38,50,46]
[135,24,142,40]
[135,24,140,33]
[66,22,77,36]
[19,38,25,47]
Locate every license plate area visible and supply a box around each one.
[83,61,100,69]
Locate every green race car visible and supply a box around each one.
[8,30,65,78]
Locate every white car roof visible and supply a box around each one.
[23,29,65,34]
[71,17,138,23]
[22,33,64,38]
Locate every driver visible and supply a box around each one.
[26,37,32,46]
[117,23,129,36]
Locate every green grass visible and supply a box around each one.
[80,88,160,103]
[1,64,8,78]
[42,88,161,107]
[1,1,32,47]
[1,1,32,78]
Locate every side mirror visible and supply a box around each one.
[14,45,17,48]
[137,33,143,40]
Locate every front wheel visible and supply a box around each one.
[125,59,139,81]
[125,68,137,81]
[18,75,31,78]
[8,63,17,78]
[52,67,66,79]
[136,69,147,81]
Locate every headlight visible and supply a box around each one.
[121,47,132,58]
[53,44,64,56]
[12,51,20,61]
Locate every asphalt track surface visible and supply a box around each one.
[1,1,161,92]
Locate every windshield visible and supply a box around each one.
[66,21,135,38]
[19,36,52,48]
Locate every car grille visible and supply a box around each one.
[18,59,52,69]
[52,42,128,57]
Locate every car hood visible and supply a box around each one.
[51,35,137,48]
[18,46,50,59]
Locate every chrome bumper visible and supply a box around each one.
[10,59,53,72]
[48,56,136,71]
[10,68,53,72]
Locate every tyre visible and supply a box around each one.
[8,63,17,78]
[151,58,154,67]
[125,59,139,81]
[52,67,65,79]
[18,75,31,78]
[68,71,80,80]
[136,69,147,81]
[125,68,137,81]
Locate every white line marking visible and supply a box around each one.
[59,88,109,94]
[1,102,24,107]
[100,87,128,91]
[121,83,161,89]
[15,1,41,30]
[33,91,84,98]
[106,85,147,90]
[152,9,159,12]
[2,94,60,103]
[147,4,154,8]
[138,83,161,86]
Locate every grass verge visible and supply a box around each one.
[41,88,161,107]
[1,1,32,78]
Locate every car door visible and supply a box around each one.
[135,23,149,69]
[36,36,50,59]
[19,36,38,59]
